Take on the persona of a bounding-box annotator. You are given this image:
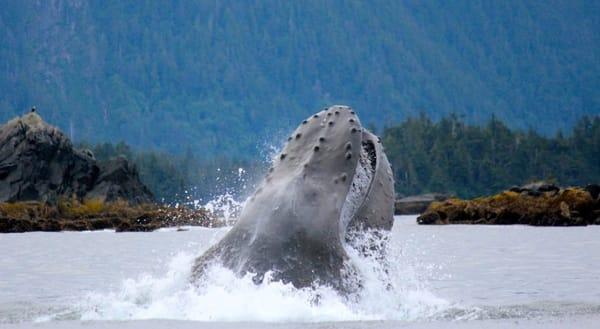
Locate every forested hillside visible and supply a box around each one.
[384,115,600,198]
[1,1,598,156]
[85,116,599,202]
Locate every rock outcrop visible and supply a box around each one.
[0,112,153,204]
[0,200,220,233]
[85,156,154,205]
[394,193,450,215]
[418,185,600,226]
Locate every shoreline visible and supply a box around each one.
[0,200,224,233]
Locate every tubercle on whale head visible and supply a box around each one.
[269,105,361,178]
[244,105,364,234]
[251,105,394,237]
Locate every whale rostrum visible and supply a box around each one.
[191,105,395,292]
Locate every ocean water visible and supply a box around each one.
[1,216,599,328]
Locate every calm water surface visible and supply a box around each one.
[1,216,599,328]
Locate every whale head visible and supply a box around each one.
[192,105,395,292]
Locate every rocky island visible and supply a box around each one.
[418,183,600,226]
[0,112,219,232]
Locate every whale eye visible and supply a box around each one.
[296,133,302,139]
[351,127,358,133]
[327,112,332,116]
[313,114,319,118]
[302,120,308,124]
[328,121,334,126]
[280,153,287,160]
[349,118,355,123]
[313,145,320,152]
[319,137,325,142]
[287,136,292,141]
[350,111,355,115]
[335,111,340,115]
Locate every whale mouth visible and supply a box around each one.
[340,139,377,239]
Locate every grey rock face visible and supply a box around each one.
[192,105,395,293]
[0,112,153,204]
[86,156,154,205]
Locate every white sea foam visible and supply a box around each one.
[76,229,450,322]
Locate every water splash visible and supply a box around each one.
[193,141,283,223]
[201,193,244,224]
[68,137,452,323]
[342,229,450,320]
[77,252,357,322]
[74,228,451,322]
[176,166,252,223]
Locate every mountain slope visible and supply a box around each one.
[0,0,598,156]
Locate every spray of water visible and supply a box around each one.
[202,193,244,224]
[181,141,283,224]
[72,223,453,323]
[66,135,457,322]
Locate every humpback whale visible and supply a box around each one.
[192,105,395,293]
